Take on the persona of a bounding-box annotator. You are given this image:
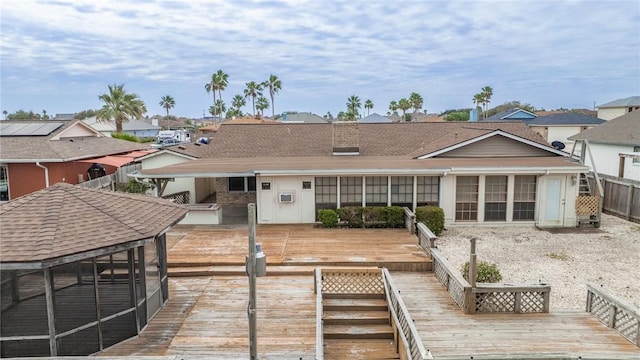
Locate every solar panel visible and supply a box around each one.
[0,122,64,136]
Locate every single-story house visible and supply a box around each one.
[133,121,590,228]
[0,120,149,201]
[0,183,187,357]
[280,112,328,123]
[359,113,393,123]
[596,96,640,121]
[568,110,640,181]
[82,116,161,138]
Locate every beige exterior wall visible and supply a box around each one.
[597,107,628,121]
[257,176,316,224]
[439,136,551,157]
[141,153,197,204]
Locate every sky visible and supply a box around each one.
[1,0,639,119]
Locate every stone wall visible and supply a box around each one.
[215,178,256,206]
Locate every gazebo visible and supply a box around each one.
[0,183,187,357]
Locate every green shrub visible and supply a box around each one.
[460,261,503,283]
[415,206,445,235]
[111,132,139,142]
[120,179,151,194]
[362,207,382,226]
[337,206,364,227]
[380,206,404,228]
[317,209,339,228]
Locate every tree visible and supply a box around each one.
[244,81,262,115]
[264,74,282,118]
[96,84,147,133]
[481,86,493,118]
[231,94,246,113]
[325,111,333,119]
[2,110,7,120]
[256,96,269,117]
[7,110,40,120]
[337,111,346,120]
[208,105,216,117]
[364,99,373,116]
[74,109,97,120]
[204,73,218,110]
[346,95,361,120]
[226,108,242,118]
[388,100,399,119]
[398,98,411,122]
[42,110,49,120]
[159,95,175,116]
[214,69,229,113]
[409,92,423,121]
[214,99,226,118]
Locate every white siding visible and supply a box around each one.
[141,153,197,204]
[257,176,315,224]
[597,108,628,121]
[585,143,640,181]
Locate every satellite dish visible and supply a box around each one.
[551,141,566,150]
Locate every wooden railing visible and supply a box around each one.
[78,174,114,190]
[586,284,640,347]
[382,268,430,360]
[318,268,384,295]
[314,268,324,360]
[162,190,190,205]
[416,223,551,314]
[403,207,416,234]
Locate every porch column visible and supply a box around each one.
[412,176,418,211]
[361,176,366,207]
[44,269,57,356]
[387,176,392,206]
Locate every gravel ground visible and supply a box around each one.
[433,213,640,311]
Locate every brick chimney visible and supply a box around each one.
[332,121,359,155]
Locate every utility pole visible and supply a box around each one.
[248,203,257,359]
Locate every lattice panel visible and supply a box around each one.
[614,308,640,343]
[433,260,448,287]
[449,281,465,309]
[520,291,545,313]
[576,196,599,216]
[589,293,611,324]
[475,292,515,313]
[322,271,384,294]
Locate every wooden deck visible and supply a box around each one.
[391,271,640,358]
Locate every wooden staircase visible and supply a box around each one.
[322,293,399,359]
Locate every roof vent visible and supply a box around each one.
[332,121,359,155]
[178,146,186,150]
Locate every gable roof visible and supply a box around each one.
[527,113,605,126]
[82,116,161,132]
[0,183,187,265]
[0,120,147,162]
[359,113,392,123]
[568,110,640,146]
[485,108,537,120]
[281,112,328,123]
[597,96,640,109]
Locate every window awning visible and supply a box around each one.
[77,150,156,167]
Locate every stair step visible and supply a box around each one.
[323,298,388,312]
[324,310,390,325]
[323,339,399,359]
[324,324,394,339]
[168,265,314,277]
[323,292,385,299]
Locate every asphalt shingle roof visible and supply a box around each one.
[0,183,188,264]
[597,96,640,109]
[82,116,161,132]
[527,113,605,126]
[568,110,640,146]
[0,120,146,161]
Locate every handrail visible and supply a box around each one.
[382,268,429,359]
[586,283,640,347]
[403,207,416,234]
[314,268,324,360]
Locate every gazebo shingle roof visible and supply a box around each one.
[0,183,188,263]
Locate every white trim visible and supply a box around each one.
[500,109,538,119]
[416,130,570,159]
[49,120,104,140]
[136,149,194,162]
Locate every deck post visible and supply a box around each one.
[469,238,477,288]
[607,304,617,328]
[93,258,104,350]
[44,269,57,356]
[514,292,522,313]
[247,203,258,360]
[128,249,141,334]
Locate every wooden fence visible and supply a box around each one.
[588,173,640,223]
[416,223,551,314]
[586,284,640,347]
[78,163,142,190]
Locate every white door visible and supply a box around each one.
[541,176,565,226]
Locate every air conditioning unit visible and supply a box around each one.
[279,192,294,203]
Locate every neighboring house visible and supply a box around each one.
[0,183,187,357]
[281,112,328,123]
[135,121,589,228]
[82,116,161,138]
[483,108,605,149]
[52,113,76,120]
[568,111,640,181]
[0,120,148,200]
[596,96,640,121]
[359,113,393,123]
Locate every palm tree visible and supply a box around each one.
[263,74,282,118]
[97,84,147,133]
[409,92,423,121]
[256,96,269,117]
[364,99,373,116]
[204,73,218,110]
[2,110,7,120]
[232,94,246,113]
[208,105,216,117]
[226,108,242,118]
[244,81,262,115]
[214,70,229,108]
[346,95,361,120]
[481,86,493,119]
[472,93,484,119]
[42,110,49,120]
[397,98,411,122]
[388,100,398,119]
[214,99,226,118]
[159,95,175,116]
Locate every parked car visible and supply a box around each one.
[150,138,180,148]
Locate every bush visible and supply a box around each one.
[317,209,339,228]
[380,206,404,228]
[120,179,151,194]
[111,132,139,142]
[461,261,503,283]
[363,207,382,226]
[415,206,445,235]
[337,206,364,227]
